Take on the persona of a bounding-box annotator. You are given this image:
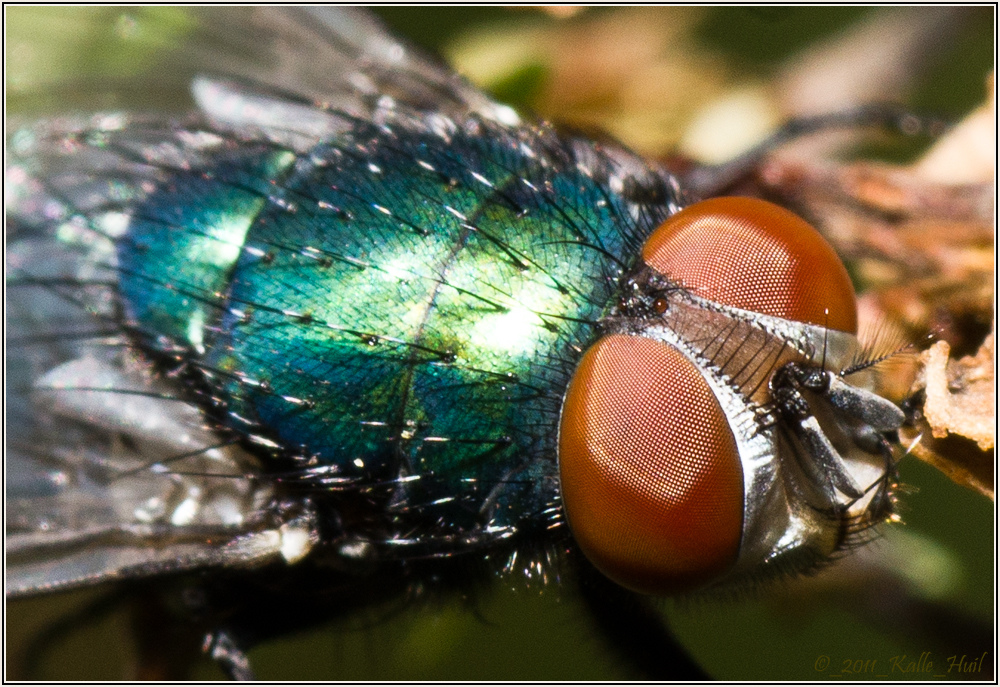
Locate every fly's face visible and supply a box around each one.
[559,196,902,594]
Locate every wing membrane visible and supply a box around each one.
[7,7,506,595]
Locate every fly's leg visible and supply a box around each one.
[771,362,904,510]
[683,104,948,197]
[204,629,256,681]
[125,584,210,680]
[771,382,865,501]
[573,554,710,680]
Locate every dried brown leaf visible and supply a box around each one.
[901,329,996,500]
[920,334,996,451]
[758,77,996,498]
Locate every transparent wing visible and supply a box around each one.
[8,7,520,126]
[7,6,516,596]
[5,119,296,594]
[6,188,284,594]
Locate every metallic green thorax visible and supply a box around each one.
[119,118,675,538]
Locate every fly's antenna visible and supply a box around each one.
[841,315,916,377]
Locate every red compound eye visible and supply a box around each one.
[559,198,860,594]
[559,335,744,595]
[641,196,857,333]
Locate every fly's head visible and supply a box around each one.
[558,196,905,595]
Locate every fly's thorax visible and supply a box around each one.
[558,197,901,596]
[107,111,679,546]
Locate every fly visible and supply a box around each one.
[5,6,990,681]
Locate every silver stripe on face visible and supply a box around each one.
[628,296,889,589]
[636,320,789,584]
[681,292,862,370]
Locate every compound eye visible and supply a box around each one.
[642,196,857,333]
[559,334,744,595]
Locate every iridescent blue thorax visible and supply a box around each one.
[117,115,678,543]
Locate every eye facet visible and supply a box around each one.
[558,334,744,595]
[641,196,858,333]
